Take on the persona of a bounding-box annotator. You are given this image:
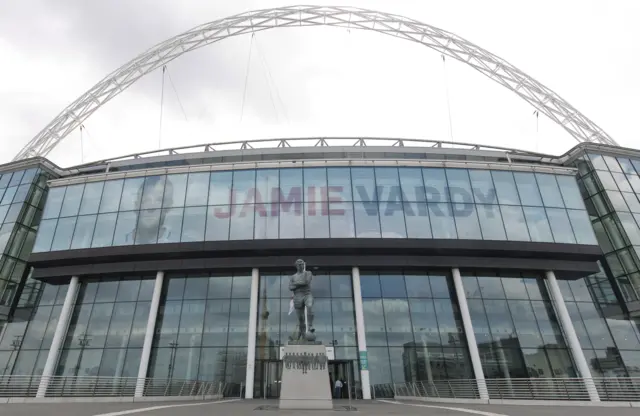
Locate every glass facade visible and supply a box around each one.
[0,167,50,318]
[148,272,251,393]
[2,147,640,401]
[463,271,574,379]
[576,153,640,301]
[33,167,595,252]
[360,270,472,386]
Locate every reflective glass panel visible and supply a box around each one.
[79,182,104,215]
[476,205,506,240]
[163,174,187,208]
[185,172,210,207]
[492,171,521,205]
[399,168,426,202]
[42,187,65,219]
[99,180,124,213]
[158,208,182,243]
[181,206,206,242]
[91,213,117,247]
[536,174,564,208]
[501,205,530,241]
[351,168,377,202]
[428,203,457,238]
[546,208,576,244]
[513,173,546,208]
[446,169,473,204]
[70,215,97,249]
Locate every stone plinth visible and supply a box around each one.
[279,343,332,410]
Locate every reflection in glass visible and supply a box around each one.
[99,180,124,213]
[112,211,138,246]
[59,184,85,218]
[164,174,187,208]
[351,167,377,202]
[185,172,210,207]
[500,205,530,241]
[327,167,352,202]
[453,204,482,239]
[79,182,104,215]
[429,203,456,238]
[157,208,182,243]
[379,202,407,238]
[546,208,576,244]
[305,203,329,238]
[329,201,355,238]
[523,207,553,242]
[536,174,564,208]
[492,171,521,205]
[181,207,206,242]
[134,209,161,245]
[42,187,65,219]
[51,217,76,251]
[513,173,543,207]
[476,205,506,240]
[70,215,97,249]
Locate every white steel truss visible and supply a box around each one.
[12,5,618,161]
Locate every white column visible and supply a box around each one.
[36,276,80,398]
[545,270,600,402]
[135,271,164,397]
[244,267,260,399]
[351,266,371,400]
[451,268,489,400]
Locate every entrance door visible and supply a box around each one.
[328,360,357,399]
[259,360,282,399]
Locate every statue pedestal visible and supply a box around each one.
[279,343,333,410]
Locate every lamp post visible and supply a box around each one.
[73,333,92,377]
[167,341,179,381]
[2,335,23,376]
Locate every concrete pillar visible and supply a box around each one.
[451,268,489,400]
[135,271,164,397]
[244,267,260,399]
[545,270,600,402]
[351,266,371,400]
[36,276,80,398]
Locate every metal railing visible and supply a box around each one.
[0,375,227,398]
[387,377,640,402]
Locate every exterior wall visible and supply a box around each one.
[0,166,51,321]
[574,152,640,302]
[32,167,595,253]
[2,148,640,400]
[2,266,639,396]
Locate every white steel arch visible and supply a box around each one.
[13,5,618,161]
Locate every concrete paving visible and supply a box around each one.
[1,399,640,416]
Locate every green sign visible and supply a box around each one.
[359,351,368,371]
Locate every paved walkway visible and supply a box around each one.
[1,399,639,416]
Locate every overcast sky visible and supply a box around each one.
[1,0,638,168]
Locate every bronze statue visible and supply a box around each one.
[290,259,315,341]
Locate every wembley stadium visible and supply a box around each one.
[0,6,639,404]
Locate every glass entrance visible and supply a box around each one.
[328,360,357,399]
[256,360,282,399]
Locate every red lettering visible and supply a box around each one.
[272,186,302,216]
[240,188,267,217]
[214,204,235,219]
[327,186,345,215]
[308,186,316,216]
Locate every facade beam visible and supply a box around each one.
[351,266,371,400]
[451,267,489,400]
[36,275,80,398]
[545,270,600,402]
[135,270,165,397]
[245,267,260,399]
